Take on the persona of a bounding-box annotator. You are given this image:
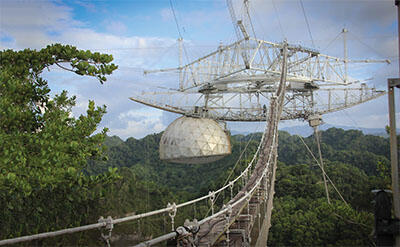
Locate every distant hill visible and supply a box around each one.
[231,124,389,137]
[104,135,124,147]
[280,124,390,137]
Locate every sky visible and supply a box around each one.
[0,0,399,139]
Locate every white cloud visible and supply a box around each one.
[105,21,128,35]
[0,0,80,48]
[110,108,166,139]
[55,27,176,69]
[74,0,98,13]
[160,8,173,22]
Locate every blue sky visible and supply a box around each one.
[65,0,230,39]
[1,0,399,139]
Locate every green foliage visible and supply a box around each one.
[374,160,392,189]
[278,128,391,176]
[0,44,117,83]
[266,128,393,246]
[0,44,119,243]
[268,162,377,246]
[87,133,260,195]
[268,197,374,246]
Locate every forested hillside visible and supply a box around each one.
[84,127,392,246]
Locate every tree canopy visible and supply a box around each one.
[0,44,119,243]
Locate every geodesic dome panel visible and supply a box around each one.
[160,116,231,164]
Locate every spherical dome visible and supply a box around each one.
[160,116,231,164]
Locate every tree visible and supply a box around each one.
[0,44,119,242]
[268,197,374,246]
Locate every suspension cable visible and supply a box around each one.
[203,121,264,215]
[272,0,286,40]
[245,1,257,40]
[299,0,315,48]
[169,0,183,39]
[314,127,331,204]
[322,31,342,51]
[297,134,348,206]
[168,0,197,85]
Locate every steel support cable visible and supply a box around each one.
[297,134,348,206]
[169,0,183,39]
[348,31,390,59]
[246,5,270,72]
[146,42,180,70]
[299,0,316,48]
[0,222,107,246]
[245,1,257,40]
[314,127,331,204]
[321,31,342,52]
[297,135,374,242]
[169,0,197,86]
[201,121,264,218]
[272,0,286,40]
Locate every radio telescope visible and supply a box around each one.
[130,0,389,164]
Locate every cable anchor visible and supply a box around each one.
[176,219,200,246]
[98,216,113,247]
[224,204,233,245]
[243,169,248,185]
[246,192,251,215]
[229,181,234,200]
[168,202,177,231]
[209,191,216,215]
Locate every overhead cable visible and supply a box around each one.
[299,0,316,48]
[297,135,348,206]
[169,0,183,39]
[272,0,286,40]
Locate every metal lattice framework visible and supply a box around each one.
[132,38,388,122]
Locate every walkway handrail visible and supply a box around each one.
[0,222,107,246]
